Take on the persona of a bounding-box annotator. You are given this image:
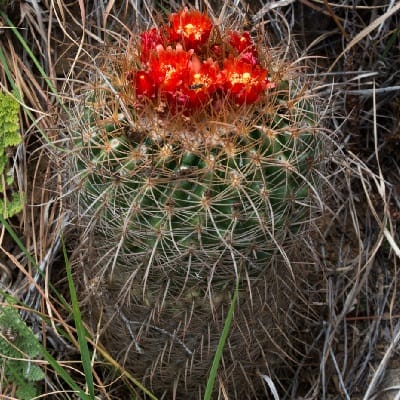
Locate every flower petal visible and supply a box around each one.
[133,71,156,97]
[223,58,268,105]
[169,8,213,51]
[140,28,165,63]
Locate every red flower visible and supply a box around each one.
[148,45,192,93]
[228,31,254,53]
[128,8,276,113]
[223,58,268,105]
[184,57,222,107]
[140,28,165,63]
[169,8,213,51]
[228,31,258,66]
[133,70,156,98]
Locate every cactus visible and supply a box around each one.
[66,7,323,398]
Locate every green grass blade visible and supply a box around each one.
[0,217,92,398]
[1,208,158,399]
[62,234,96,399]
[0,46,19,94]
[204,278,239,400]
[39,345,91,400]
[0,214,71,311]
[0,11,67,113]
[0,46,55,146]
[0,214,38,267]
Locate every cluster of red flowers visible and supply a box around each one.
[129,8,274,112]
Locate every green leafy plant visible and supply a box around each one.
[0,90,23,218]
[0,302,45,399]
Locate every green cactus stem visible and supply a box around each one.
[64,7,325,398]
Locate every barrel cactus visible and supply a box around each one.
[66,7,323,398]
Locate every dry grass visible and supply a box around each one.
[0,0,399,398]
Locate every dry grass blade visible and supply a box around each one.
[329,1,400,72]
[363,321,400,400]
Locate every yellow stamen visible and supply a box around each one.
[230,72,252,85]
[242,72,251,81]
[184,23,195,34]
[165,67,176,80]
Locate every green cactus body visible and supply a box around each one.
[73,85,318,275]
[67,7,323,398]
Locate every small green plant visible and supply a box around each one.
[0,302,45,399]
[0,90,23,218]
